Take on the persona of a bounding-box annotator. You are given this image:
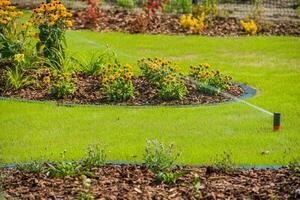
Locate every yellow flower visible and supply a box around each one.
[14,54,25,63]
[40,44,46,50]
[43,76,51,84]
[66,20,73,27]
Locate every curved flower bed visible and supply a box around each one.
[0,68,247,106]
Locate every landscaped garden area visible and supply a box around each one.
[0,0,300,199]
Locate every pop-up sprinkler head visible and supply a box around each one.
[273,112,281,131]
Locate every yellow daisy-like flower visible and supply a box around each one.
[14,54,25,63]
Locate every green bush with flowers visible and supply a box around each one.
[189,63,232,95]
[160,73,187,100]
[138,58,178,86]
[50,72,77,99]
[139,58,187,100]
[101,63,134,101]
[0,0,30,59]
[30,1,73,62]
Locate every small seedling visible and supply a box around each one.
[154,170,190,184]
[79,175,94,200]
[193,173,203,199]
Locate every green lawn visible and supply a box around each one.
[0,31,300,165]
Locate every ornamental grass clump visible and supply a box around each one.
[180,13,206,33]
[30,1,73,61]
[101,63,134,101]
[139,58,187,100]
[189,63,231,95]
[240,19,258,35]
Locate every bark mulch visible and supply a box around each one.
[1,164,300,199]
[72,8,300,36]
[0,68,245,106]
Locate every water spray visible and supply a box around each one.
[183,77,281,131]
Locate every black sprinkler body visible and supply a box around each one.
[273,112,281,131]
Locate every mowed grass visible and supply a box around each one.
[0,31,300,165]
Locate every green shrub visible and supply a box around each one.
[164,0,192,14]
[143,140,181,173]
[47,161,80,177]
[82,143,107,168]
[192,0,218,19]
[101,63,134,101]
[16,160,45,173]
[50,72,77,99]
[160,73,187,100]
[117,0,135,9]
[189,63,231,95]
[46,151,81,177]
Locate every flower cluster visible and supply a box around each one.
[139,58,187,100]
[50,72,77,99]
[240,19,257,35]
[180,13,206,33]
[31,1,73,27]
[189,64,232,95]
[139,58,178,86]
[160,73,187,100]
[101,63,134,101]
[0,0,23,26]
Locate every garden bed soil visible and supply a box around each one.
[1,164,299,199]
[72,8,300,36]
[0,68,244,106]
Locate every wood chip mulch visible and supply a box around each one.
[1,164,300,199]
[72,8,300,36]
[0,68,245,106]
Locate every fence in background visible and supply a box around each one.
[12,0,300,21]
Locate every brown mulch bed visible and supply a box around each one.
[0,68,244,106]
[72,8,300,36]
[1,164,300,199]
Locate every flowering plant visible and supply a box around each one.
[101,63,134,101]
[30,1,73,61]
[240,19,257,35]
[50,72,77,99]
[189,63,231,95]
[138,57,178,86]
[180,13,206,33]
[0,0,25,58]
[139,58,187,100]
[160,73,187,100]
